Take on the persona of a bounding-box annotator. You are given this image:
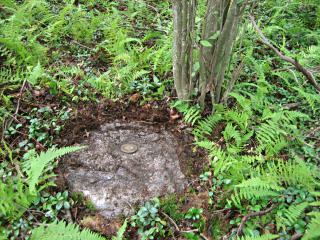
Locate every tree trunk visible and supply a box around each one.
[172,0,196,100]
[172,0,247,108]
[199,0,245,106]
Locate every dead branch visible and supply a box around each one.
[71,40,95,50]
[161,211,180,232]
[221,59,245,105]
[249,14,320,93]
[199,233,210,240]
[287,68,300,85]
[304,126,320,137]
[14,78,27,115]
[291,233,303,240]
[181,229,209,240]
[282,102,303,108]
[236,201,281,237]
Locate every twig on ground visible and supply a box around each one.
[3,78,27,138]
[14,78,27,116]
[33,223,51,227]
[221,59,245,105]
[282,102,303,109]
[160,211,180,232]
[291,233,303,240]
[212,208,229,214]
[65,209,74,223]
[272,66,295,72]
[199,233,210,240]
[305,126,320,138]
[236,201,281,237]
[181,229,209,240]
[287,68,300,85]
[71,40,95,50]
[187,179,201,187]
[249,14,320,93]
[181,229,199,233]
[119,24,167,34]
[124,200,136,214]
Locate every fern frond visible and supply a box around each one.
[256,121,290,157]
[282,202,308,226]
[265,158,316,190]
[171,101,202,126]
[238,234,279,240]
[31,220,106,240]
[23,146,86,195]
[293,86,320,115]
[194,140,214,150]
[302,212,320,240]
[193,114,222,139]
[225,110,250,132]
[112,219,127,240]
[223,123,243,154]
[0,177,32,221]
[235,177,283,200]
[228,92,252,116]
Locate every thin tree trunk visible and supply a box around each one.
[172,0,194,100]
[173,0,182,99]
[173,0,248,108]
[198,0,245,107]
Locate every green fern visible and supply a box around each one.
[238,234,279,240]
[23,146,86,195]
[0,176,32,221]
[171,100,202,126]
[256,109,308,157]
[282,202,309,226]
[293,86,320,115]
[228,92,253,116]
[0,146,85,222]
[234,177,284,201]
[234,156,318,203]
[31,220,106,240]
[112,219,127,240]
[222,123,242,154]
[225,109,250,133]
[265,157,317,190]
[302,212,320,240]
[192,113,223,139]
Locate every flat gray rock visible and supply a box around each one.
[63,121,186,220]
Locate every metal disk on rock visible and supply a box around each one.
[121,143,138,154]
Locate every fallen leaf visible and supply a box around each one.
[170,114,180,121]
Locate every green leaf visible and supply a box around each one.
[64,201,70,209]
[209,31,221,40]
[56,201,63,210]
[28,62,44,85]
[200,40,212,47]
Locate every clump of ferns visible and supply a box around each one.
[231,155,320,233]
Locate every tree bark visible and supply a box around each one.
[199,0,245,106]
[172,0,196,100]
[173,0,248,108]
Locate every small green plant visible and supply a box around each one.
[131,198,167,240]
[183,207,204,240]
[160,195,184,222]
[33,190,71,220]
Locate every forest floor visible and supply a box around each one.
[10,81,228,238]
